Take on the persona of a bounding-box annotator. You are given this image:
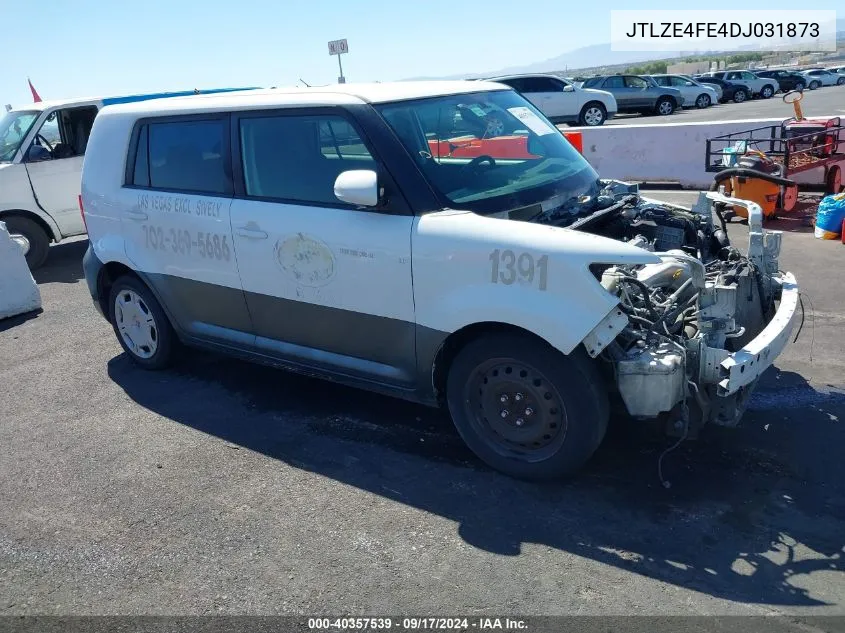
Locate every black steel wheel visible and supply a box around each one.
[446,332,608,480]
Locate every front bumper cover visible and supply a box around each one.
[718,271,799,396]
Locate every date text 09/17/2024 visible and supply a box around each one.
[307,618,527,631]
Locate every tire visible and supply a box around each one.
[760,84,774,99]
[445,332,609,480]
[795,82,805,92]
[578,102,606,126]
[733,89,748,103]
[827,165,842,195]
[108,275,175,370]
[695,93,712,109]
[1,214,50,270]
[837,77,845,86]
[655,97,675,116]
[809,81,820,90]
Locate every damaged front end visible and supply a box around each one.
[543,181,799,435]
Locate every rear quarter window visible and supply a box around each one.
[128,117,231,195]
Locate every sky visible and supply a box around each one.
[3,0,840,106]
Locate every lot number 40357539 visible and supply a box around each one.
[489,249,549,290]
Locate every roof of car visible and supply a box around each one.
[484,73,564,81]
[10,95,102,113]
[98,81,511,118]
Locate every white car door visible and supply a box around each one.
[119,114,253,343]
[517,77,579,120]
[228,108,418,386]
[23,105,99,237]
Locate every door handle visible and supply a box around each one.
[236,225,268,239]
[126,210,148,221]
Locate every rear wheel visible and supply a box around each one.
[446,332,608,480]
[109,275,176,370]
[760,84,775,99]
[809,81,821,90]
[579,102,606,126]
[795,82,805,92]
[733,89,748,103]
[837,77,845,86]
[2,215,50,270]
[656,97,675,116]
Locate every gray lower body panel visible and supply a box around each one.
[137,271,448,406]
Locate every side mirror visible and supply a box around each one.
[25,144,51,162]
[563,84,575,92]
[334,169,379,207]
[685,81,694,86]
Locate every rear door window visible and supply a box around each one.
[603,76,625,89]
[130,118,231,194]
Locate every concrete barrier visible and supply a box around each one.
[569,116,841,189]
[0,221,42,320]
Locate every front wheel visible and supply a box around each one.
[656,97,675,116]
[795,82,805,92]
[446,333,608,480]
[695,93,712,108]
[733,89,748,103]
[579,102,606,126]
[109,275,176,370]
[1,215,50,270]
[760,84,774,99]
[837,77,845,86]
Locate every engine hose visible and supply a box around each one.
[626,313,658,331]
[713,167,796,188]
[619,276,660,321]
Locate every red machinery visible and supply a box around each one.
[706,90,845,220]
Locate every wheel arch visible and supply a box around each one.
[431,321,572,406]
[0,208,59,243]
[96,264,179,339]
[96,261,139,317]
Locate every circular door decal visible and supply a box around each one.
[274,233,336,287]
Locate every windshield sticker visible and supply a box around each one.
[506,107,557,136]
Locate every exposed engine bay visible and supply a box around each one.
[530,180,799,436]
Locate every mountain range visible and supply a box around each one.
[405,18,845,80]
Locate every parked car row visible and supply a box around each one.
[479,65,845,127]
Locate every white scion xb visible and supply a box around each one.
[81,82,799,480]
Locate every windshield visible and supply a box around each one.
[376,90,599,215]
[0,110,39,162]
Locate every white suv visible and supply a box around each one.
[485,74,617,126]
[81,82,798,480]
[702,70,778,99]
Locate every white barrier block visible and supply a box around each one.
[0,221,42,320]
[570,116,840,189]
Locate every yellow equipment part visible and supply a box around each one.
[722,175,780,219]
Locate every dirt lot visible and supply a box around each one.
[1,191,844,617]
